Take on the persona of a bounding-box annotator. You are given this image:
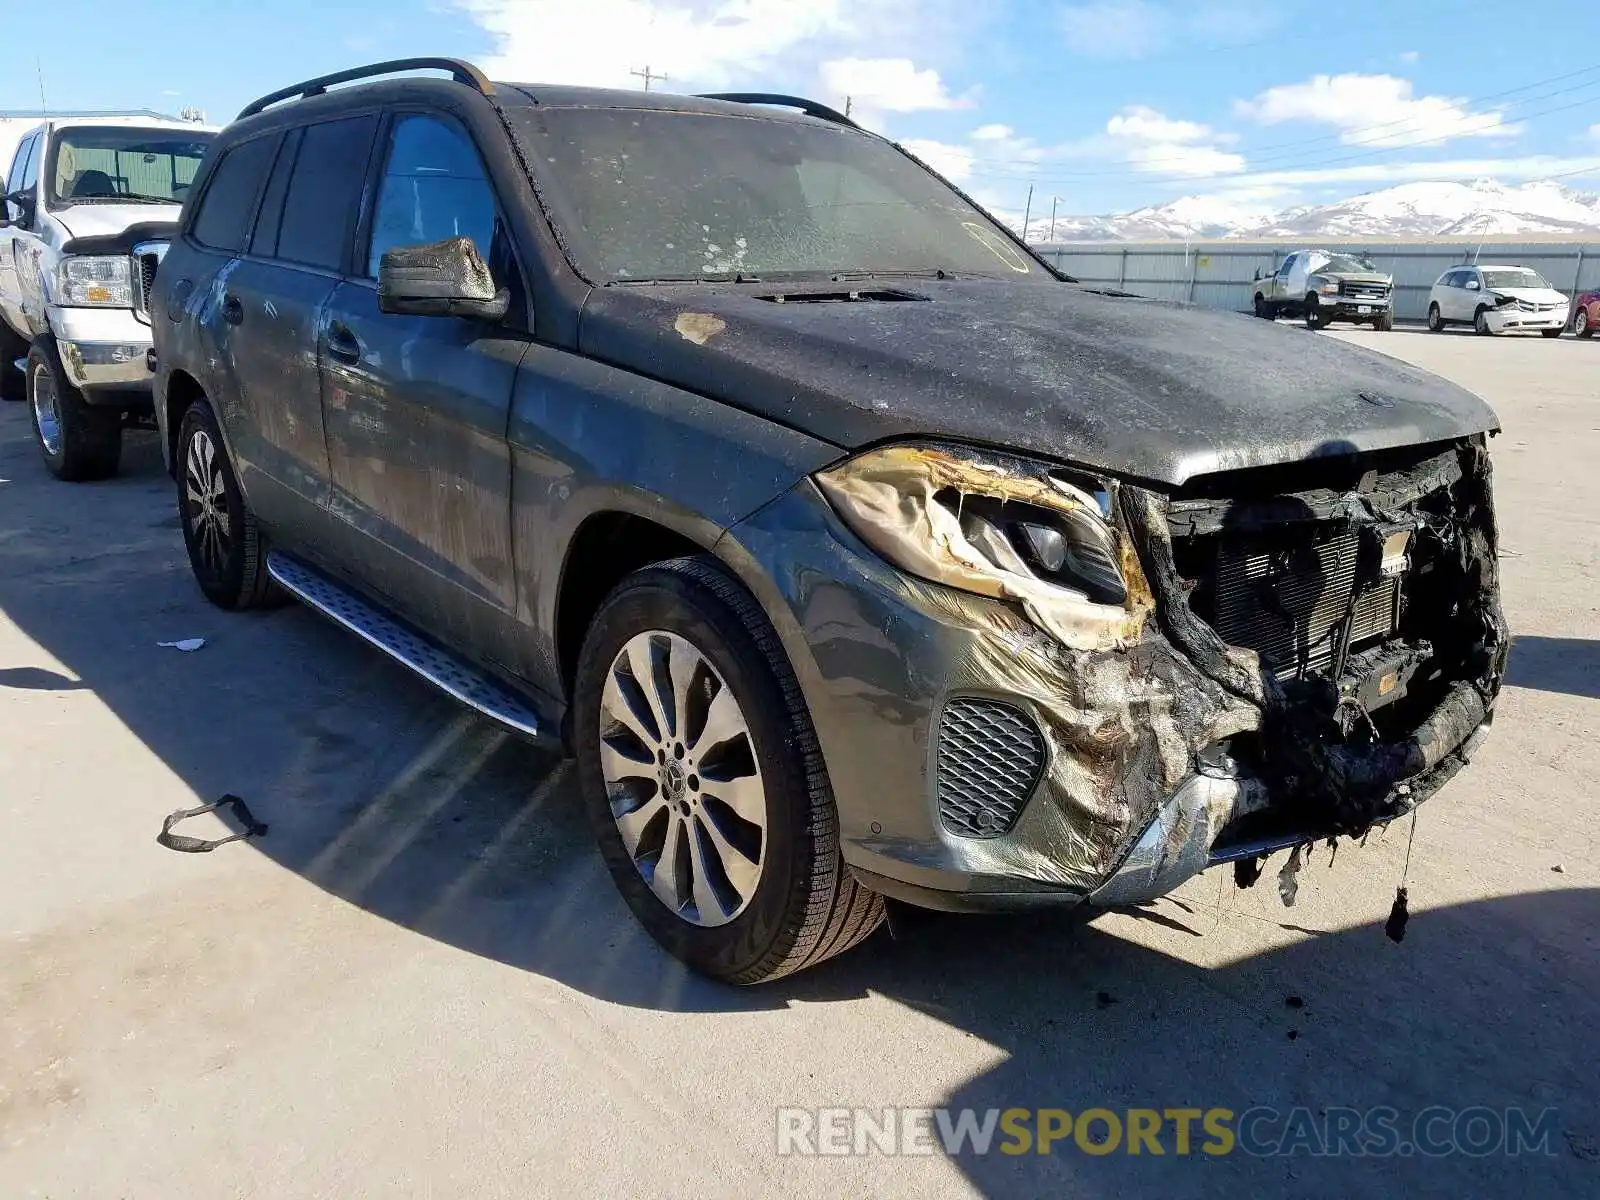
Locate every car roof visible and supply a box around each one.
[495,83,844,127]
[42,115,219,134]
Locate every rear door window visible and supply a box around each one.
[276,116,378,272]
[190,134,280,252]
[249,127,303,259]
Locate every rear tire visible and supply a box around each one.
[0,324,27,402]
[1427,303,1444,332]
[26,340,121,481]
[1253,294,1270,319]
[176,400,280,610]
[1475,307,1493,336]
[1575,308,1593,338]
[574,556,884,984]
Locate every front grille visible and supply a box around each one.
[936,698,1045,838]
[130,242,167,325]
[1205,528,1399,679]
[1513,299,1561,313]
[1340,280,1390,301]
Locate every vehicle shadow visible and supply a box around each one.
[1,406,1593,1196]
[1505,635,1600,701]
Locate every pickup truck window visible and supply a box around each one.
[511,108,1050,284]
[1277,254,1295,276]
[366,115,496,277]
[47,126,211,205]
[191,134,280,252]
[6,132,35,195]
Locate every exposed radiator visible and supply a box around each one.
[1205,528,1399,679]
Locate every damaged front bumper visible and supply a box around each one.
[722,437,1507,912]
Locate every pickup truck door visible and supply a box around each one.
[0,132,38,338]
[319,112,524,667]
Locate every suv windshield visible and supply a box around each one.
[1323,254,1376,273]
[48,125,214,206]
[512,108,1047,283]
[1481,267,1550,290]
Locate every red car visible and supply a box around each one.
[1571,290,1600,338]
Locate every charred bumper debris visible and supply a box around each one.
[816,439,1507,906]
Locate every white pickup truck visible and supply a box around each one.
[0,114,216,479]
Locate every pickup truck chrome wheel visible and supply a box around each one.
[599,629,766,928]
[184,428,232,576]
[30,361,62,457]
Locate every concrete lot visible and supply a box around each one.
[1,327,1596,1198]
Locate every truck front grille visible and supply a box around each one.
[130,242,167,325]
[1340,280,1390,301]
[1196,527,1400,680]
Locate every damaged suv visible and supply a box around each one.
[152,60,1507,984]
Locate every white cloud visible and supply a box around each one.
[1059,0,1275,58]
[1236,74,1520,148]
[453,0,973,95]
[1097,104,1245,177]
[900,138,976,181]
[817,57,966,114]
[1399,50,1420,64]
[1224,155,1600,190]
[972,123,1014,141]
[1589,123,1600,142]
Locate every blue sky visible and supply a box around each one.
[7,0,1600,223]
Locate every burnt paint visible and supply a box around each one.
[580,280,1501,486]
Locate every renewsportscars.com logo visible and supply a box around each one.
[776,1106,1561,1158]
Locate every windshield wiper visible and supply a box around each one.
[58,194,176,206]
[609,271,764,286]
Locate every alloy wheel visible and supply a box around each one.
[184,429,232,575]
[31,362,62,457]
[598,630,767,927]
[1577,309,1589,336]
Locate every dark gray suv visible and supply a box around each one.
[152,59,1508,983]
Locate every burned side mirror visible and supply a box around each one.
[377,236,509,322]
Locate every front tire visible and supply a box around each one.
[1575,308,1593,338]
[1374,310,1394,332]
[1304,297,1330,330]
[176,401,279,609]
[1475,307,1494,336]
[1427,303,1444,332]
[26,341,122,481]
[574,556,884,984]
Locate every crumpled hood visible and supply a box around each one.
[580,278,1499,486]
[52,202,181,241]
[1489,286,1568,306]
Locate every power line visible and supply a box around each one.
[950,61,1600,180]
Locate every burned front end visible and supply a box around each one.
[781,435,1506,910]
[1113,437,1509,895]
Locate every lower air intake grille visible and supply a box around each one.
[1207,528,1398,679]
[936,698,1045,838]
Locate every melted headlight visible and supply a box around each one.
[814,444,1151,651]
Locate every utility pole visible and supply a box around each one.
[1022,184,1034,242]
[1048,196,1058,243]
[630,66,667,93]
[844,95,852,118]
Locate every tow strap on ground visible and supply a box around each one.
[157,794,268,853]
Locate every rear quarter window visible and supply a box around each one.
[190,134,280,252]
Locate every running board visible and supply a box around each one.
[266,552,543,739]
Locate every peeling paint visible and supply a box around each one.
[673,312,726,345]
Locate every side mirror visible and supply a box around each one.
[2,189,35,230]
[377,236,509,321]
[1466,279,1481,291]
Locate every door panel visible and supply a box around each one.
[320,281,525,658]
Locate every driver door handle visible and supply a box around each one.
[326,322,362,364]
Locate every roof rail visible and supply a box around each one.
[238,58,493,120]
[697,93,859,129]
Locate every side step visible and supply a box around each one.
[266,552,543,739]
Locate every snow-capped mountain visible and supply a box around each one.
[1030,180,1600,242]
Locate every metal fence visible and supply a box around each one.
[1034,240,1600,322]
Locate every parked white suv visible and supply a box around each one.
[0,115,216,478]
[1426,264,1569,338]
